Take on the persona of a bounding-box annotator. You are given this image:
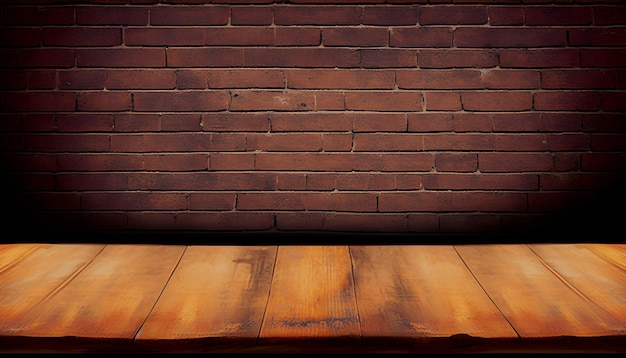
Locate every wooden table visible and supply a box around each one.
[0,243,624,353]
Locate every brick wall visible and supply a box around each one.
[1,0,625,242]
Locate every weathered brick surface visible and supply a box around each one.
[1,0,624,239]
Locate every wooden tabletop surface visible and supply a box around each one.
[0,243,624,353]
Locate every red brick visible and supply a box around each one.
[275,27,321,46]
[494,134,548,151]
[110,133,245,152]
[77,92,132,111]
[435,153,478,172]
[126,173,277,191]
[407,214,440,232]
[205,27,274,46]
[499,49,579,68]
[581,153,626,171]
[82,192,187,211]
[593,6,626,25]
[56,114,114,132]
[274,6,361,25]
[407,113,454,132]
[57,173,127,191]
[582,114,625,133]
[580,49,626,68]
[237,192,378,212]
[439,214,502,233]
[209,153,255,171]
[353,133,424,151]
[288,69,394,89]
[188,192,236,210]
[591,134,626,151]
[114,113,161,132]
[492,113,542,132]
[231,6,273,25]
[489,7,524,26]
[360,49,417,68]
[125,28,204,46]
[378,192,527,212]
[462,91,532,111]
[167,48,245,67]
[542,70,616,89]
[602,92,626,111]
[77,6,149,25]
[150,6,229,25]
[270,112,353,132]
[569,28,626,47]
[278,173,307,190]
[128,213,176,230]
[275,212,326,231]
[176,70,207,89]
[26,134,110,152]
[59,70,106,89]
[323,213,407,232]
[553,153,579,172]
[21,114,56,132]
[143,153,208,171]
[1,92,75,112]
[77,48,166,67]
[424,133,495,150]
[203,113,269,132]
[422,173,537,190]
[534,91,601,111]
[424,92,462,111]
[245,48,360,68]
[397,69,482,89]
[391,27,453,47]
[525,7,592,25]
[345,91,422,111]
[418,49,498,68]
[483,70,540,89]
[43,27,121,46]
[362,6,418,25]
[175,212,274,231]
[2,6,75,25]
[420,5,488,25]
[56,154,144,171]
[478,153,553,172]
[246,133,323,151]
[455,28,566,48]
[255,153,432,172]
[323,27,388,47]
[336,173,396,190]
[315,91,346,110]
[18,49,75,68]
[452,113,493,132]
[207,69,285,89]
[547,133,590,151]
[0,28,41,47]
[29,70,56,89]
[106,69,176,89]
[322,133,352,151]
[230,90,315,111]
[133,91,229,111]
[354,113,407,132]
[540,173,617,191]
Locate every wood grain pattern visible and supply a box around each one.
[0,244,105,324]
[259,246,360,341]
[350,245,518,339]
[136,246,276,343]
[456,244,624,337]
[2,244,184,339]
[528,244,626,324]
[586,244,626,271]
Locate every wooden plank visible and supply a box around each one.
[0,244,105,323]
[350,245,517,339]
[0,244,41,274]
[1,244,185,339]
[456,244,624,338]
[528,244,626,323]
[586,244,626,271]
[135,246,277,348]
[259,246,360,342]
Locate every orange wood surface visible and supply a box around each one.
[350,245,518,339]
[455,244,624,338]
[135,246,276,345]
[0,243,625,353]
[258,245,360,342]
[2,244,185,339]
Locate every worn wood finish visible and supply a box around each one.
[2,244,185,339]
[136,246,276,346]
[259,246,360,341]
[455,244,623,337]
[0,244,105,324]
[350,245,518,339]
[528,244,626,324]
[586,244,626,271]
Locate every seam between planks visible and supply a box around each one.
[347,245,364,342]
[255,245,280,346]
[131,245,189,343]
[452,245,522,339]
